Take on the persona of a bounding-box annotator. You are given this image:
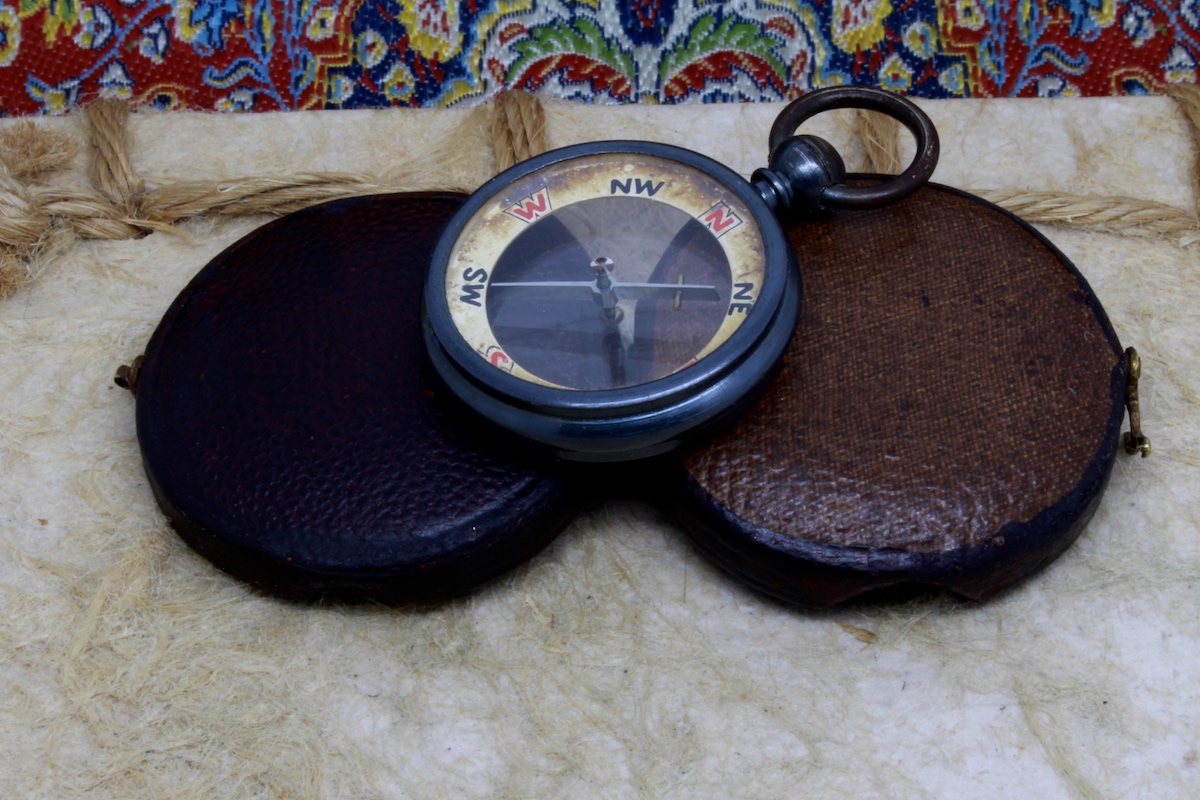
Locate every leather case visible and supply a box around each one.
[126,193,581,602]
[663,183,1127,607]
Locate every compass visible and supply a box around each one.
[423,87,939,461]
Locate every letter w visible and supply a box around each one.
[460,284,485,307]
[505,189,552,222]
[634,179,663,196]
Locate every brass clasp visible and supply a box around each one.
[1123,347,1151,458]
[114,355,144,395]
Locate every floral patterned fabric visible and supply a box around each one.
[0,0,1196,114]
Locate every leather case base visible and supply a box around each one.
[132,193,581,602]
[664,183,1126,607]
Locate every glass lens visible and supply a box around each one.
[486,197,731,390]
[443,150,767,392]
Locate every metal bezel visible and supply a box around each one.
[422,253,800,461]
[423,140,792,423]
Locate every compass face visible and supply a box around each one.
[442,152,768,391]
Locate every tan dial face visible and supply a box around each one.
[444,152,767,391]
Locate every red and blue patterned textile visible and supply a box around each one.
[0,0,1196,113]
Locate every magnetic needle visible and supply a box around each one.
[422,87,939,461]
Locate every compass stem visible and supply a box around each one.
[591,257,618,313]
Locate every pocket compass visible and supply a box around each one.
[423,87,939,461]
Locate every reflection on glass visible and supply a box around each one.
[486,197,731,390]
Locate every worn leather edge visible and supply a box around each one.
[664,366,1122,607]
[143,452,581,603]
[661,183,1129,607]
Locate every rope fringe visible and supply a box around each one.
[0,91,1196,299]
[0,121,80,296]
[852,95,1200,242]
[979,189,1200,243]
[0,120,77,181]
[491,91,548,173]
[855,109,904,175]
[1166,83,1200,218]
[87,100,145,216]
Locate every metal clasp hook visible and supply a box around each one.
[1123,347,1151,458]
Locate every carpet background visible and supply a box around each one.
[2,0,1199,114]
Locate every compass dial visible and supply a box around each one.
[442,152,768,391]
[423,140,798,461]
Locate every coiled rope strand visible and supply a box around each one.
[1,91,1198,298]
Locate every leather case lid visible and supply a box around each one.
[666,183,1126,607]
[134,192,580,602]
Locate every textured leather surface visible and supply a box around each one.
[669,183,1125,604]
[136,193,580,601]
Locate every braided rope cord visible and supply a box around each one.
[1,89,1198,297]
